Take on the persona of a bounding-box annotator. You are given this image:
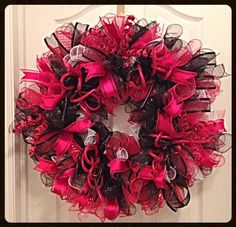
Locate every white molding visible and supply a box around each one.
[54,5,203,24]
[159,5,203,22]
[17,5,28,222]
[5,5,16,222]
[5,5,28,222]
[54,5,102,24]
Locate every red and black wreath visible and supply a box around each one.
[13,14,231,221]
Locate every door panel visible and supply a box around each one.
[5,4,231,222]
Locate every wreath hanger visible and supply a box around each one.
[117,5,125,15]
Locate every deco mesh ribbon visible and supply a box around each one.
[13,14,231,221]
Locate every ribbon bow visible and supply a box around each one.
[81,62,120,100]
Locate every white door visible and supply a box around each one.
[5,4,231,222]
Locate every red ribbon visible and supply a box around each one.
[131,24,159,50]
[36,117,94,159]
[81,62,120,100]
[21,70,58,86]
[151,43,197,83]
[108,159,130,179]
[21,70,66,110]
[155,110,183,138]
[34,118,95,199]
[104,198,120,220]
[152,110,226,148]
[100,14,135,44]
[52,168,76,199]
[135,152,167,189]
[34,157,58,173]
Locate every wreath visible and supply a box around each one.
[13,14,231,221]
